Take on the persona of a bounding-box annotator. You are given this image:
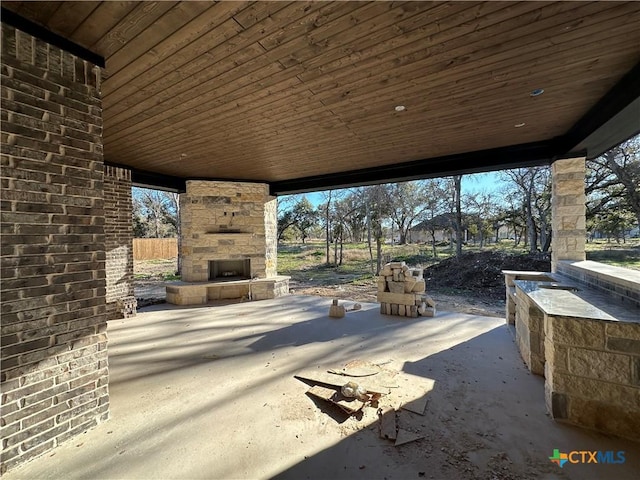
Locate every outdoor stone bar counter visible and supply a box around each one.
[504,263,640,441]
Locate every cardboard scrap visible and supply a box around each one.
[307,385,364,415]
[397,373,435,416]
[378,407,396,440]
[394,429,424,446]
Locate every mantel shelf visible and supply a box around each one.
[204,232,254,236]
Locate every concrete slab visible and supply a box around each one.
[4,296,639,480]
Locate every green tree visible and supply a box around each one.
[291,196,317,243]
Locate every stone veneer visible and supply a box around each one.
[544,317,640,441]
[551,157,586,272]
[103,166,133,320]
[1,25,108,472]
[180,180,278,282]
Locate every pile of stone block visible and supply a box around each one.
[377,262,436,317]
[117,296,138,318]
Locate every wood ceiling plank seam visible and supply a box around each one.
[106,12,376,136]
[129,93,616,166]
[102,4,636,175]
[305,1,633,96]
[102,66,624,162]
[41,1,100,40]
[103,40,270,124]
[101,1,323,99]
[103,1,217,78]
[312,8,640,107]
[231,0,296,30]
[345,78,625,128]
[67,1,139,49]
[104,2,476,129]
[299,1,566,80]
[345,94,623,143]
[104,51,632,159]
[102,1,362,125]
[170,130,554,175]
[103,18,257,121]
[251,44,638,129]
[10,1,63,26]
[271,1,432,71]
[90,1,179,59]
[101,1,325,109]
[326,46,640,123]
[105,72,315,148]
[298,1,504,79]
[102,30,316,124]
[104,76,321,147]
[256,1,366,52]
[104,24,636,152]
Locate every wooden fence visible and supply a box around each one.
[133,238,178,260]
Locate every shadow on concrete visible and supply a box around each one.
[273,324,640,480]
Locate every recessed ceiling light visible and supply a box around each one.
[515,122,526,128]
[530,88,544,97]
[394,105,406,112]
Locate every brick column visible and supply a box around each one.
[104,166,134,319]
[551,157,586,272]
[1,25,108,473]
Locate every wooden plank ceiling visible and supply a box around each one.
[3,1,640,190]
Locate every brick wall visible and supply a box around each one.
[104,166,133,320]
[0,25,108,473]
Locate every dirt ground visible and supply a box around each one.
[135,252,550,317]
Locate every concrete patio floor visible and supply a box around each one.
[4,296,639,480]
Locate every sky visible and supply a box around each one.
[282,171,505,208]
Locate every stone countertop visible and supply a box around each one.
[514,279,639,324]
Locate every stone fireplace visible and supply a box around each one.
[166,180,289,305]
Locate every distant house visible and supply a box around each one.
[409,213,465,244]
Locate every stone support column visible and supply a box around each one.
[551,157,587,272]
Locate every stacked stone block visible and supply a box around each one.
[1,25,108,473]
[104,166,134,320]
[377,262,436,317]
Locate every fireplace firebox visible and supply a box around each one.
[209,259,251,281]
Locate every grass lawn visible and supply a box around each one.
[585,239,640,270]
[278,238,640,284]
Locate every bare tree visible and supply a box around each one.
[387,181,428,244]
[132,188,179,238]
[587,136,640,231]
[501,167,551,253]
[451,175,463,258]
[421,179,449,257]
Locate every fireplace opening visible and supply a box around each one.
[209,259,251,281]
